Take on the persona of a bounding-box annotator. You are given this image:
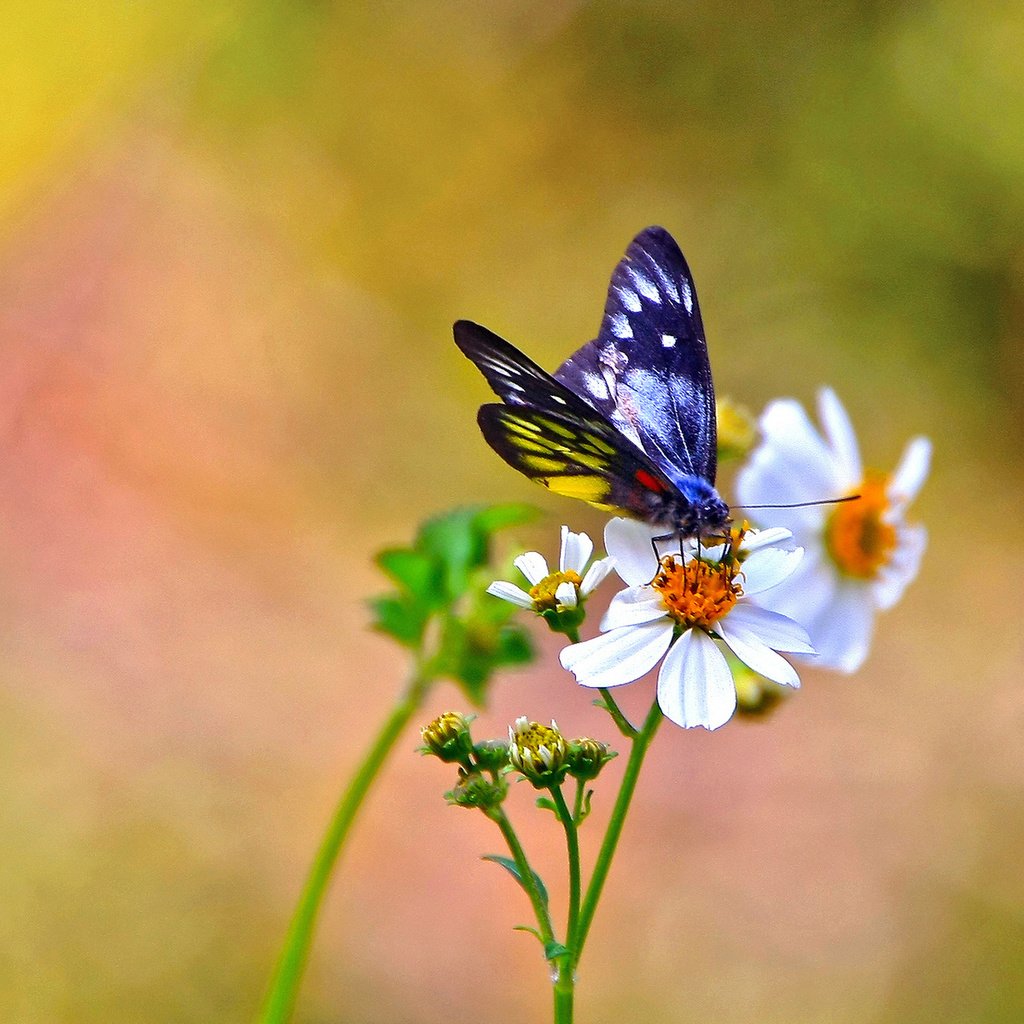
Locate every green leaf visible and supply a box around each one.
[513,924,543,943]
[534,796,558,816]
[472,503,538,535]
[481,854,549,906]
[367,594,428,648]
[417,507,482,601]
[375,547,443,605]
[544,940,571,962]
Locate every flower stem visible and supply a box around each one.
[258,669,430,1024]
[486,806,556,945]
[573,697,662,967]
[550,785,581,948]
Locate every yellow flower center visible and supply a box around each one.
[825,472,896,579]
[528,570,582,610]
[651,554,742,630]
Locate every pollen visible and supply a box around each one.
[528,570,582,610]
[651,555,741,630]
[825,472,896,579]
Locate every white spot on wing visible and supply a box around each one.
[681,279,693,314]
[552,395,566,404]
[609,312,633,339]
[626,264,660,303]
[648,258,680,303]
[661,334,676,348]
[615,285,642,312]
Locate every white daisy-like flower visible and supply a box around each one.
[487,525,614,614]
[559,518,813,731]
[736,387,930,673]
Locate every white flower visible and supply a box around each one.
[559,519,813,731]
[736,387,930,672]
[487,525,614,613]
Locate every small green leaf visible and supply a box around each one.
[472,503,538,535]
[375,547,443,605]
[534,796,558,815]
[513,925,543,943]
[481,854,549,906]
[544,940,571,962]
[368,595,428,648]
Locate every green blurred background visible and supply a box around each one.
[1,2,1021,1022]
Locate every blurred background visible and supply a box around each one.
[1,2,1022,1022]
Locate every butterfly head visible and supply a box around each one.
[668,474,731,539]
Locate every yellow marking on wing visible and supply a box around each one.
[542,475,610,503]
[583,434,616,454]
[521,455,570,473]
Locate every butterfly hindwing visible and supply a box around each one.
[477,402,679,518]
[554,226,718,484]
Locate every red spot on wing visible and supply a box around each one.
[635,469,668,493]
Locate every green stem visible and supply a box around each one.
[486,806,555,945]
[550,783,580,1024]
[573,697,662,968]
[598,688,637,737]
[550,785,581,949]
[258,669,431,1024]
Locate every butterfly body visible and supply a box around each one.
[455,226,730,540]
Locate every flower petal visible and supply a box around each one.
[873,523,927,610]
[740,527,794,552]
[740,545,804,595]
[555,581,578,609]
[656,629,736,730]
[600,587,667,630]
[724,602,814,654]
[559,621,673,689]
[580,556,615,596]
[560,526,594,575]
[513,551,549,586]
[605,517,660,587]
[718,619,802,688]
[806,582,875,672]
[754,398,844,497]
[751,546,837,628]
[486,581,534,609]
[818,387,862,488]
[889,436,931,507]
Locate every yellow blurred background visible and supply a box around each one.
[1,3,1022,1022]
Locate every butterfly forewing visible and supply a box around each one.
[553,226,718,484]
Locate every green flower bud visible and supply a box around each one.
[445,769,507,810]
[472,739,510,773]
[420,711,474,764]
[715,397,757,463]
[734,669,787,718]
[508,717,569,788]
[567,737,614,781]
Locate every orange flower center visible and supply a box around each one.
[529,570,582,610]
[825,472,896,579]
[651,555,742,630]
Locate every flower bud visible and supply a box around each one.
[421,711,474,764]
[445,769,507,810]
[567,737,613,781]
[734,669,787,718]
[715,397,757,463]
[472,739,510,773]
[508,717,569,788]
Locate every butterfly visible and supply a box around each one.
[453,226,730,542]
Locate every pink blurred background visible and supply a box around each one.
[2,3,1022,1022]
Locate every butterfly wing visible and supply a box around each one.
[454,320,684,517]
[477,403,680,517]
[554,226,718,484]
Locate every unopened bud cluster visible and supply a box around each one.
[421,712,615,806]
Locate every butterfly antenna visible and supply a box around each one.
[733,495,861,511]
